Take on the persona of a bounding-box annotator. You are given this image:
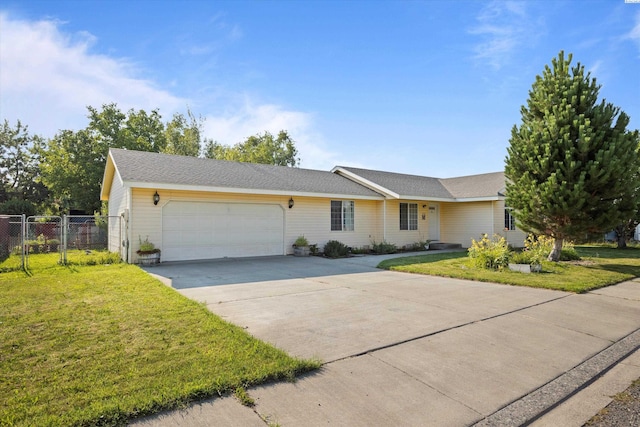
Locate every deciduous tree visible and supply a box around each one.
[0,120,48,211]
[204,130,299,166]
[163,110,202,157]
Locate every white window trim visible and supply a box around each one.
[331,200,355,231]
[400,202,418,231]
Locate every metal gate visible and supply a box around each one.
[26,216,62,269]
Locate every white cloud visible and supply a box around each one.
[202,98,342,170]
[626,11,640,55]
[469,1,539,70]
[0,13,185,136]
[0,12,341,170]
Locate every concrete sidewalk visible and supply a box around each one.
[134,255,640,426]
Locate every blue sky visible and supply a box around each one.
[1,0,639,177]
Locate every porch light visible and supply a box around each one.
[288,197,294,209]
[153,191,160,205]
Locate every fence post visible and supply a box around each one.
[21,214,26,271]
[62,215,67,265]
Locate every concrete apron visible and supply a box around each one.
[135,256,640,426]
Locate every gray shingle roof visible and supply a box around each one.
[440,172,506,199]
[335,167,453,199]
[109,148,382,198]
[336,166,505,199]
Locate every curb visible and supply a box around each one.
[473,328,640,426]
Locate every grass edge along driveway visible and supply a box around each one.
[378,246,640,293]
[0,262,319,427]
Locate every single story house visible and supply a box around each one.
[100,148,526,263]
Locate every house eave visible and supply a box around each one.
[122,181,385,201]
[100,152,116,201]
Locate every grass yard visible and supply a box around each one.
[0,256,319,426]
[378,245,640,293]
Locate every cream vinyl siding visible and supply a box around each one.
[383,200,429,248]
[493,200,528,247]
[129,189,382,261]
[107,173,127,255]
[286,197,381,251]
[439,202,494,248]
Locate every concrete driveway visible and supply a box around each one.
[136,255,640,426]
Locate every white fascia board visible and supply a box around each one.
[395,195,503,203]
[397,195,455,202]
[454,196,503,202]
[100,153,116,201]
[123,181,384,201]
[331,167,399,199]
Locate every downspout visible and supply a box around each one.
[383,199,387,242]
[126,187,132,263]
[491,201,495,236]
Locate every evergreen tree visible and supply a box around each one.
[505,51,640,261]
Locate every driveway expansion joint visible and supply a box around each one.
[324,293,573,365]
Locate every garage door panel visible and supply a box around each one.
[162,202,284,262]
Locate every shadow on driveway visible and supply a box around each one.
[141,255,382,289]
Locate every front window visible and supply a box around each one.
[331,200,354,231]
[400,203,418,230]
[504,208,516,231]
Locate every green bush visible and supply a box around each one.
[294,235,309,246]
[468,234,510,270]
[560,246,581,261]
[349,246,369,255]
[524,234,581,262]
[509,250,536,265]
[323,240,349,258]
[371,240,397,254]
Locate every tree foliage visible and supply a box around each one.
[505,51,640,260]
[204,130,299,167]
[0,120,48,211]
[5,103,301,215]
[40,130,105,214]
[163,110,202,157]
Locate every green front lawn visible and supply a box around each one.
[0,258,319,426]
[378,246,640,293]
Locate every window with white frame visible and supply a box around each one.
[331,200,354,231]
[504,208,516,231]
[400,203,418,230]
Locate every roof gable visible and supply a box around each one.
[334,166,505,201]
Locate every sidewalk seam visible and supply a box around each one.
[471,328,640,427]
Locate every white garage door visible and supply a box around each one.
[162,201,284,262]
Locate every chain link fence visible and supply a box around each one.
[0,215,122,270]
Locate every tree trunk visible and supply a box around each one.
[617,234,627,249]
[548,238,563,262]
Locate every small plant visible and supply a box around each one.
[309,244,319,255]
[523,234,580,262]
[468,234,510,270]
[349,246,369,255]
[48,239,60,252]
[371,240,397,254]
[323,240,349,258]
[137,236,160,254]
[293,235,309,247]
[509,250,535,265]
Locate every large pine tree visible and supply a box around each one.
[505,51,640,261]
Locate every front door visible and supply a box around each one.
[428,204,440,241]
